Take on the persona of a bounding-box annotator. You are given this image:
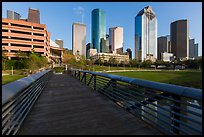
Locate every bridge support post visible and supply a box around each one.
[93,74,96,90]
[84,72,86,85]
[111,79,117,101]
[171,95,181,135]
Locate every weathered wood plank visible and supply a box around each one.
[17,74,161,135]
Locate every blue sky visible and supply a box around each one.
[2,2,202,57]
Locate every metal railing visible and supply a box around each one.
[2,70,53,135]
[71,69,202,135]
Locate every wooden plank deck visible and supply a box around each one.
[17,73,162,135]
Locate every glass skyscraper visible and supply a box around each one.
[135,6,157,62]
[91,9,106,53]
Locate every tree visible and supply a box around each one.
[2,48,7,70]
[62,50,76,66]
[141,60,152,68]
[27,52,48,74]
[108,56,116,67]
[129,58,139,67]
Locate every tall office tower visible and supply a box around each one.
[170,19,189,59]
[86,43,92,59]
[28,8,40,23]
[55,39,63,48]
[109,27,124,54]
[106,34,110,53]
[166,35,171,53]
[189,39,199,58]
[157,36,168,60]
[126,48,132,59]
[189,39,195,58]
[7,10,21,20]
[72,22,86,58]
[91,9,106,53]
[135,6,157,62]
[194,43,198,58]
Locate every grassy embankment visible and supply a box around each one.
[2,69,29,85]
[109,71,202,89]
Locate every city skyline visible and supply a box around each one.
[2,2,202,57]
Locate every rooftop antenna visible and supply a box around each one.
[77,7,84,24]
[82,14,84,24]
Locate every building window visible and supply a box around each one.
[2,36,8,39]
[11,37,32,41]
[33,26,44,30]
[11,43,31,47]
[2,22,8,25]
[33,33,44,36]
[11,23,32,28]
[2,29,8,32]
[10,30,32,35]
[33,39,44,42]
[33,45,44,48]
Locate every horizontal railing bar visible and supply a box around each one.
[108,83,202,125]
[98,85,175,134]
[98,85,193,135]
[75,70,202,101]
[2,71,52,135]
[117,85,202,117]
[89,75,202,126]
[114,81,202,109]
[14,81,46,135]
[10,83,44,135]
[72,69,202,135]
[2,82,42,134]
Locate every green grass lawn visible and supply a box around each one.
[109,71,202,89]
[88,65,149,71]
[2,75,27,85]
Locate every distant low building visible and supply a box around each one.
[91,52,129,63]
[87,48,97,59]
[161,52,174,62]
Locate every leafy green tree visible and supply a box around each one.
[129,59,139,67]
[2,48,7,70]
[108,56,116,67]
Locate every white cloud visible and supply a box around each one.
[73,6,85,23]
[73,6,85,16]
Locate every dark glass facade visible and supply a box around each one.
[170,19,189,59]
[91,9,106,53]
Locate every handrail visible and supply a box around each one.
[76,69,202,101]
[2,70,53,135]
[2,70,50,105]
[71,69,202,135]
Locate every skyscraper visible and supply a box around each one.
[72,22,86,58]
[28,8,40,23]
[170,19,189,60]
[189,39,195,58]
[166,35,171,53]
[194,43,198,58]
[109,27,124,54]
[157,36,168,60]
[55,39,63,48]
[7,10,21,20]
[126,48,132,59]
[135,6,157,62]
[91,9,106,53]
[189,39,198,58]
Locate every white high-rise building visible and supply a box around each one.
[109,27,124,54]
[135,6,157,62]
[72,22,86,58]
